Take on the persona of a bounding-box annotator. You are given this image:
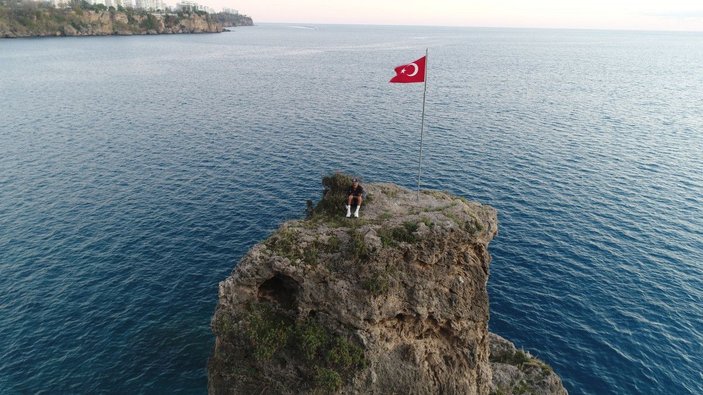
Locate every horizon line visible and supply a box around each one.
[247,20,703,34]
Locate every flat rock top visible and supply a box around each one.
[299,182,499,244]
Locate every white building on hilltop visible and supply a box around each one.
[174,1,213,13]
[47,0,130,8]
[135,0,164,10]
[174,1,195,11]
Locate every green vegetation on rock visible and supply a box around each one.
[491,347,532,366]
[489,333,565,395]
[313,367,342,392]
[243,303,292,361]
[378,221,419,246]
[347,229,371,262]
[362,268,390,296]
[213,302,366,392]
[312,172,355,219]
[265,227,342,266]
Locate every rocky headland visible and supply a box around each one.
[211,12,253,28]
[208,174,567,394]
[0,4,252,38]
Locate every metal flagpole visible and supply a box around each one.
[417,48,429,200]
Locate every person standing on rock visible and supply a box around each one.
[346,178,364,218]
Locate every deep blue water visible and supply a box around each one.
[1,25,702,394]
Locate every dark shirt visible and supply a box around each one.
[347,184,364,197]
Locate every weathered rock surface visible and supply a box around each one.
[208,175,567,394]
[489,333,568,395]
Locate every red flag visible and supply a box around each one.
[389,56,426,83]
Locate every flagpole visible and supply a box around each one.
[417,48,429,200]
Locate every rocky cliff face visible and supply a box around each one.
[0,8,223,38]
[208,175,567,394]
[211,12,253,27]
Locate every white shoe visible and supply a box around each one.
[345,205,351,218]
[353,208,360,218]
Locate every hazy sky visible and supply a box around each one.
[204,0,703,31]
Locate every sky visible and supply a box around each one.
[204,0,703,31]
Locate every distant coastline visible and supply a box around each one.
[0,1,253,38]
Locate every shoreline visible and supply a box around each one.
[1,25,251,39]
[1,29,236,39]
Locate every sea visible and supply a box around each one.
[1,24,702,395]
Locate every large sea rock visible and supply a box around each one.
[208,174,567,394]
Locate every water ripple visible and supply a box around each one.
[1,25,702,395]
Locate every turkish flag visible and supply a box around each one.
[389,56,426,83]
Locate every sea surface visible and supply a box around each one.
[1,24,702,394]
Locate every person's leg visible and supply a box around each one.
[353,196,363,217]
[345,195,353,217]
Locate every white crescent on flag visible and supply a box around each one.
[407,63,419,77]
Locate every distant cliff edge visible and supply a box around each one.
[208,173,568,394]
[0,3,253,38]
[211,12,253,28]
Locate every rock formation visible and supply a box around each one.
[489,333,567,395]
[211,12,254,28]
[208,174,567,394]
